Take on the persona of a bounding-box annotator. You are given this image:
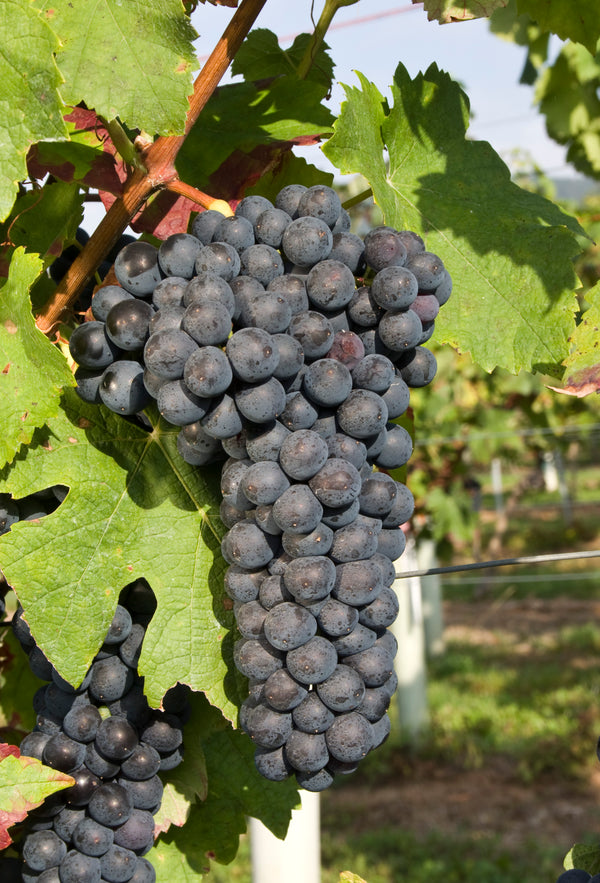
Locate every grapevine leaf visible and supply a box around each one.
[550,285,600,396]
[0,627,38,741]
[564,843,600,875]
[323,64,582,376]
[0,390,245,720]
[0,249,76,469]
[517,0,600,54]
[0,748,74,848]
[535,42,600,180]
[153,696,208,835]
[0,0,67,221]
[231,28,335,92]
[0,182,84,273]
[28,109,124,197]
[176,77,335,198]
[33,0,198,135]
[416,0,507,23]
[149,699,299,876]
[339,874,369,883]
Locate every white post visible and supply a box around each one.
[391,536,428,741]
[491,458,504,515]
[417,539,445,658]
[249,790,320,883]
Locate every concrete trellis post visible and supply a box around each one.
[249,790,321,883]
[391,535,429,741]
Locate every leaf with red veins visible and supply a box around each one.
[0,747,74,848]
[27,107,125,197]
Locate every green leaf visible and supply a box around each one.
[417,0,507,24]
[564,842,600,875]
[323,64,582,375]
[0,748,74,848]
[0,626,39,740]
[150,699,299,877]
[517,0,600,54]
[0,182,84,268]
[33,0,198,135]
[0,390,244,719]
[154,696,208,835]
[535,42,600,179]
[0,249,76,469]
[339,874,369,883]
[177,76,334,197]
[231,28,335,92]
[553,284,600,396]
[0,0,67,221]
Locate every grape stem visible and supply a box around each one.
[35,0,268,336]
[343,188,373,210]
[165,179,234,216]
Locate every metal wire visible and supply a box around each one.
[394,549,600,581]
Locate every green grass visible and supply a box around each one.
[206,825,567,883]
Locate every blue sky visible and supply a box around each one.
[191,0,574,181]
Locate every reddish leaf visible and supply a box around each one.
[0,748,74,847]
[208,136,325,203]
[0,743,19,761]
[27,107,125,197]
[548,364,600,397]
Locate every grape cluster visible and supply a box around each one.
[67,183,452,789]
[557,872,600,882]
[12,581,187,883]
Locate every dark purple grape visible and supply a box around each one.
[325,711,374,762]
[114,242,162,296]
[22,830,67,870]
[72,817,114,857]
[69,322,121,370]
[95,716,139,761]
[88,783,133,828]
[191,208,226,244]
[282,217,333,268]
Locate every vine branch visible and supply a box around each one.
[36,0,268,336]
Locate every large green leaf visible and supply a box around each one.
[231,28,334,92]
[535,42,600,180]
[150,699,299,878]
[323,64,582,376]
[33,0,197,135]
[0,249,76,469]
[0,0,67,221]
[518,0,600,54]
[0,390,244,719]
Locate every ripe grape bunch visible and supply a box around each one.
[68,183,452,791]
[12,582,186,883]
